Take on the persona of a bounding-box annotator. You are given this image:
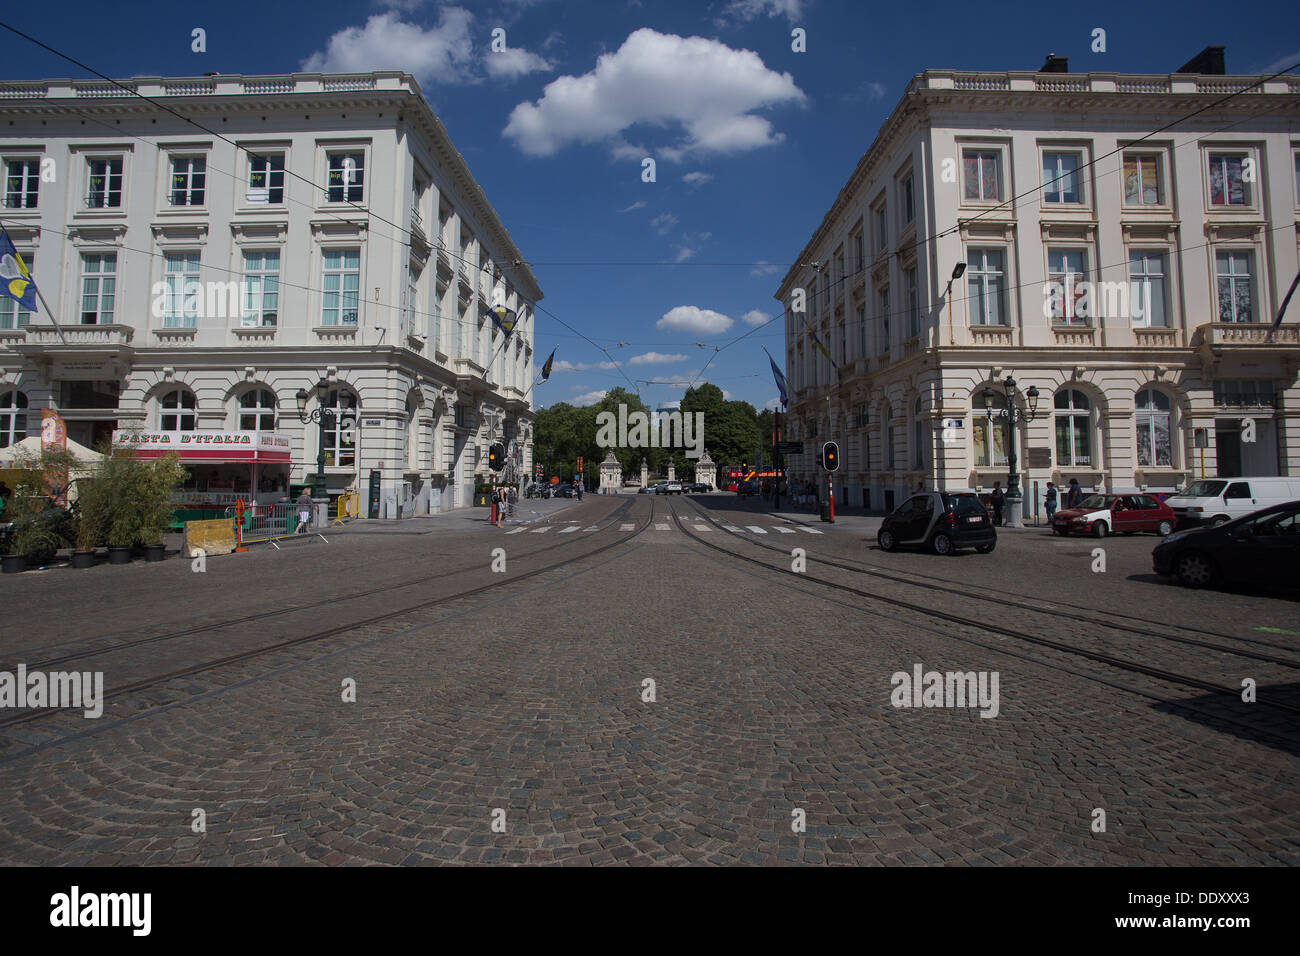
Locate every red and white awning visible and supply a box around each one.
[112,430,293,464]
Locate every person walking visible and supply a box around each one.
[576,477,584,501]
[989,481,1004,527]
[294,490,313,534]
[1066,478,1083,509]
[1044,481,1058,523]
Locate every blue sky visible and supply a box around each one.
[3,0,1297,411]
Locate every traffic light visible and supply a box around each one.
[821,441,839,472]
[488,441,506,472]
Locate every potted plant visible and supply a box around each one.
[135,453,187,562]
[3,447,80,570]
[94,444,144,565]
[70,496,99,568]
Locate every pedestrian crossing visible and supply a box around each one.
[504,521,827,536]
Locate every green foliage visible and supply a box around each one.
[79,444,187,547]
[5,447,81,557]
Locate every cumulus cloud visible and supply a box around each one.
[301,9,476,84]
[763,396,783,410]
[674,246,696,262]
[628,351,689,365]
[657,305,733,335]
[682,171,714,187]
[485,46,553,80]
[502,28,805,158]
[651,211,678,235]
[572,389,609,406]
[741,309,770,326]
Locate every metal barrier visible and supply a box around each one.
[333,490,360,523]
[226,502,314,544]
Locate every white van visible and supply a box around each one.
[1165,477,1300,527]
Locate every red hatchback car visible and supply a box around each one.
[1052,493,1177,538]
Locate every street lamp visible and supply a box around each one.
[983,375,1040,528]
[944,261,967,346]
[297,377,342,500]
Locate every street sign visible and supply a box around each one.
[776,441,804,455]
[1194,427,1208,449]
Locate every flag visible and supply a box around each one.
[763,346,788,406]
[1267,269,1300,342]
[490,304,518,337]
[800,315,835,368]
[540,348,556,382]
[0,226,37,311]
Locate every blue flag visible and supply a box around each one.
[490,304,518,337]
[764,347,788,407]
[0,227,37,311]
[540,348,556,382]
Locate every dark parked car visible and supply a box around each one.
[877,492,996,555]
[688,482,710,493]
[1152,500,1300,589]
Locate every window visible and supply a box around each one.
[248,153,285,204]
[1224,481,1252,500]
[1213,380,1275,407]
[80,253,117,324]
[0,390,27,447]
[0,251,32,328]
[321,248,360,325]
[878,287,890,348]
[162,252,201,328]
[852,229,864,272]
[834,249,844,285]
[86,158,123,208]
[1043,151,1082,204]
[404,274,418,342]
[874,204,887,254]
[327,152,365,203]
[1135,388,1172,468]
[912,397,925,469]
[238,389,276,430]
[242,251,280,327]
[1054,389,1092,467]
[886,424,896,470]
[906,267,919,338]
[5,159,39,208]
[1129,251,1168,327]
[1047,249,1089,325]
[1215,250,1255,323]
[902,174,915,224]
[323,389,357,467]
[169,156,206,206]
[455,404,472,430]
[159,388,197,432]
[967,249,1006,325]
[1122,154,1162,206]
[1295,152,1300,205]
[856,305,867,358]
[837,319,846,365]
[854,404,868,429]
[963,150,1001,201]
[974,391,1009,468]
[1208,153,1250,206]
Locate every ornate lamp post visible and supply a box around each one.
[983,375,1040,529]
[296,377,339,500]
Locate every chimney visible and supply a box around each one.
[1039,54,1069,73]
[1176,46,1226,75]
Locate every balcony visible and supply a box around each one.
[969,325,1013,347]
[20,324,133,347]
[9,323,136,375]
[1132,326,1179,348]
[1194,322,1300,347]
[1051,324,1096,347]
[436,239,452,277]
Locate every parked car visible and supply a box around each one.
[661,481,683,495]
[1052,493,1176,538]
[637,485,655,494]
[1153,499,1300,589]
[1165,477,1300,528]
[877,492,996,555]
[688,482,710,493]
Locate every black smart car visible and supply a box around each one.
[1152,499,1300,589]
[877,492,996,555]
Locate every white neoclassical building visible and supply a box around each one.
[0,72,539,516]
[777,52,1300,516]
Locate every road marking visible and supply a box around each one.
[774,526,796,534]
[583,526,598,531]
[746,526,768,534]
[654,523,670,531]
[693,524,712,531]
[505,527,526,535]
[558,526,579,533]
[620,523,635,531]
[722,525,745,532]
[530,527,550,533]
[798,526,823,534]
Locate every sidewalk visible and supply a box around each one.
[320,497,578,535]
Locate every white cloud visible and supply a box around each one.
[572,389,609,406]
[722,0,806,22]
[741,309,770,326]
[682,171,714,187]
[841,80,887,103]
[503,28,805,158]
[628,351,689,365]
[1255,48,1300,74]
[657,305,733,334]
[651,211,677,235]
[553,359,619,371]
[617,200,647,213]
[302,9,476,84]
[485,47,553,80]
[750,261,782,277]
[763,396,782,410]
[674,245,696,263]
[722,389,734,400]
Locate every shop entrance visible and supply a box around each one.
[1216,418,1278,477]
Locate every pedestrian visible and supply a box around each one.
[294,489,313,534]
[914,480,924,494]
[1067,478,1083,509]
[1044,481,1057,523]
[989,481,1004,526]
[577,477,584,501]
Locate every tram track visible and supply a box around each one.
[0,496,659,737]
[668,498,1300,719]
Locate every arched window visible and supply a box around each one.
[238,389,277,431]
[1136,389,1172,467]
[973,390,1009,467]
[323,388,357,467]
[159,388,196,432]
[1054,389,1092,467]
[0,390,28,448]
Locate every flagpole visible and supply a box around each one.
[0,221,64,344]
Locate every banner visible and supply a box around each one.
[41,409,68,506]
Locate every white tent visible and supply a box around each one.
[0,436,103,470]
